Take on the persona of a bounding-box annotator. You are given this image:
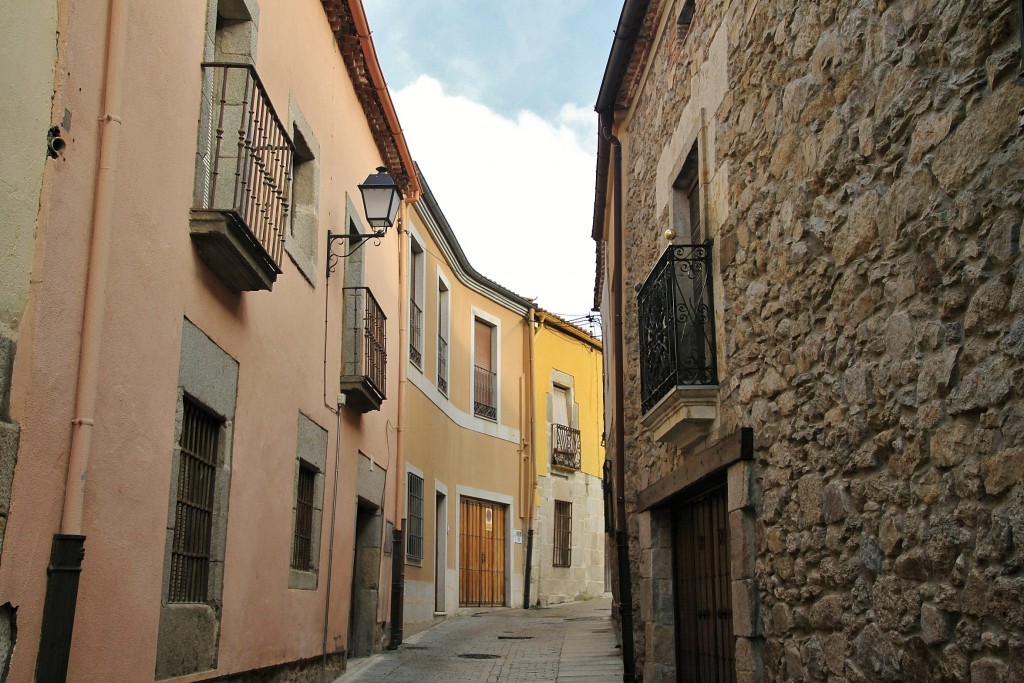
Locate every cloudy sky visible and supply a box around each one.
[363,1,622,327]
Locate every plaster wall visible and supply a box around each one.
[400,204,529,628]
[0,0,404,680]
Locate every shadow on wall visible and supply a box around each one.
[0,602,16,683]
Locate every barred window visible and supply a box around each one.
[407,473,424,560]
[169,398,220,603]
[553,500,572,568]
[291,462,316,571]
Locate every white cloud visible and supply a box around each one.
[394,76,599,318]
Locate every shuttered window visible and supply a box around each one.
[553,386,570,426]
[473,319,496,419]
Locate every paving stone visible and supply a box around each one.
[335,596,623,682]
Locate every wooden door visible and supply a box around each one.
[672,480,735,682]
[459,497,506,607]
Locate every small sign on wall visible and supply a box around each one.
[485,507,493,532]
[513,529,523,544]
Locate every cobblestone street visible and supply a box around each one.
[335,596,623,683]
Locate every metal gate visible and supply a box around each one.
[672,479,735,682]
[459,497,506,607]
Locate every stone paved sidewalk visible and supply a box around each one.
[334,595,623,683]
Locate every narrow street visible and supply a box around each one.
[336,596,624,683]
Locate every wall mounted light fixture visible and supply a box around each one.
[327,167,403,277]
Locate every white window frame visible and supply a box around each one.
[470,307,501,425]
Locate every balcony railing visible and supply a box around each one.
[637,243,718,414]
[191,62,293,291]
[340,287,387,412]
[473,365,496,420]
[437,335,448,395]
[551,424,581,470]
[409,299,423,368]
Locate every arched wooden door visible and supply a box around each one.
[459,497,506,607]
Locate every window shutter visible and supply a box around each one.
[474,320,492,371]
[552,386,570,426]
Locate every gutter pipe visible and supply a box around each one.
[603,120,636,683]
[522,307,538,608]
[38,0,128,679]
[388,200,410,649]
[321,396,345,683]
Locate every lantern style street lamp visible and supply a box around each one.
[327,167,404,277]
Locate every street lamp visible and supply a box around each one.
[327,167,404,277]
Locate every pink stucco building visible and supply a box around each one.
[0,0,422,679]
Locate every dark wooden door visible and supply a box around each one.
[672,481,735,682]
[459,497,506,607]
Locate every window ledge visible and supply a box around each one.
[288,568,318,591]
[638,385,718,449]
[405,556,423,567]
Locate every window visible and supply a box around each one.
[291,462,316,571]
[285,104,320,285]
[551,384,581,470]
[409,240,425,369]
[553,500,572,567]
[407,472,424,560]
[169,397,221,603]
[672,145,702,243]
[473,318,496,420]
[437,278,450,395]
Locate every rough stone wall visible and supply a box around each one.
[617,0,1024,680]
[531,471,607,606]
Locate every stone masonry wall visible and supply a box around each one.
[618,0,1024,680]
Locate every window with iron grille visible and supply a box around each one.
[291,462,316,571]
[409,240,425,369]
[553,500,572,568]
[473,318,497,420]
[407,472,424,560]
[169,398,220,603]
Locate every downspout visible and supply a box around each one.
[522,307,538,608]
[388,200,409,649]
[321,396,345,683]
[602,115,636,683]
[38,0,127,680]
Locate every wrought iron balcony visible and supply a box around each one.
[473,365,497,420]
[340,287,387,413]
[638,242,718,413]
[190,62,293,292]
[551,424,581,470]
[409,299,423,368]
[437,335,448,395]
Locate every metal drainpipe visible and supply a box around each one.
[603,118,636,683]
[322,396,345,683]
[522,307,538,608]
[38,0,127,680]
[388,201,409,649]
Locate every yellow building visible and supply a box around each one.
[527,312,607,605]
[400,173,535,633]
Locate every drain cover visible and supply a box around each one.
[403,645,429,650]
[459,653,501,659]
[497,636,533,640]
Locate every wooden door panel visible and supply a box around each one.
[673,482,735,682]
[459,497,506,607]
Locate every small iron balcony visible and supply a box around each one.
[340,287,387,413]
[409,299,423,368]
[636,243,719,447]
[551,424,581,470]
[473,365,497,420]
[190,63,293,292]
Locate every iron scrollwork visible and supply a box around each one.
[637,242,718,413]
